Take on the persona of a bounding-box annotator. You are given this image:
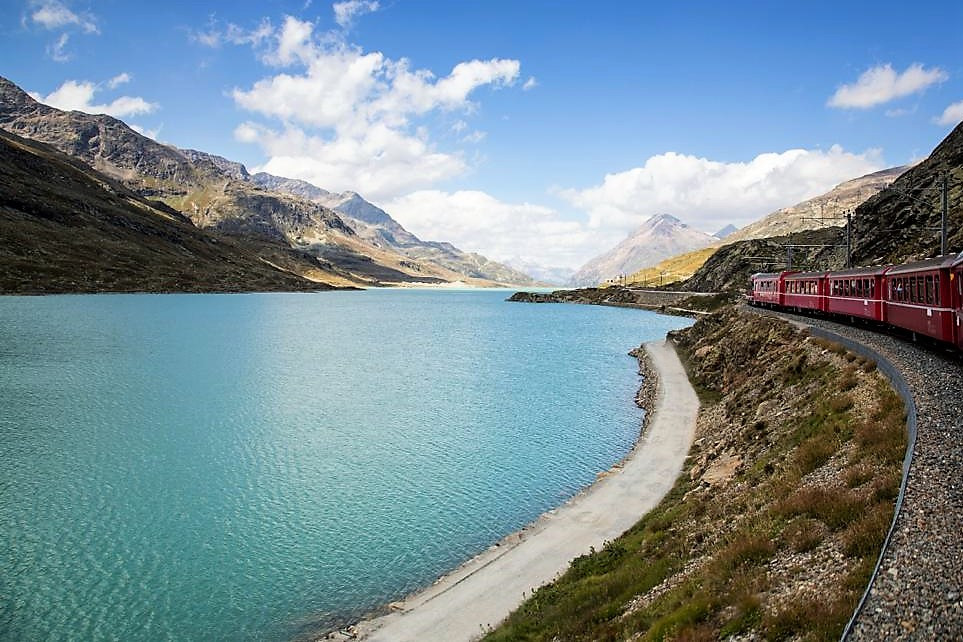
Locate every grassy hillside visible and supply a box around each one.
[625,246,720,287]
[486,309,905,641]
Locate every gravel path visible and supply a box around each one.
[752,308,963,640]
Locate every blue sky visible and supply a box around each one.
[3,0,963,271]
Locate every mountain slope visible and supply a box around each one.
[0,75,531,287]
[724,166,907,244]
[570,214,718,286]
[0,128,348,293]
[251,172,538,285]
[843,124,963,265]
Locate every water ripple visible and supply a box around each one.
[0,290,691,640]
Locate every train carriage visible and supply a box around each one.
[883,255,957,344]
[750,271,796,307]
[783,271,828,313]
[825,265,888,322]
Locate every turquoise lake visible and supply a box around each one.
[0,289,692,641]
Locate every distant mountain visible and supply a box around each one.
[503,258,575,286]
[251,172,538,286]
[569,214,719,287]
[0,128,344,293]
[724,166,907,244]
[0,75,534,288]
[714,224,738,239]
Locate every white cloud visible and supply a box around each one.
[934,100,963,126]
[263,15,317,66]
[241,121,467,201]
[522,76,537,91]
[48,32,70,61]
[381,190,605,269]
[461,130,486,144]
[129,122,162,140]
[558,146,885,237]
[107,72,131,89]
[191,17,274,49]
[333,0,380,29]
[36,79,159,118]
[230,16,522,200]
[29,0,98,34]
[828,63,947,109]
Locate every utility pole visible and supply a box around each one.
[941,173,948,256]
[846,209,852,268]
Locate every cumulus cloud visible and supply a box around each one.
[27,0,99,61]
[107,72,131,89]
[381,190,605,269]
[29,0,98,34]
[35,78,158,118]
[557,146,885,236]
[934,100,963,126]
[333,0,380,29]
[241,121,467,201]
[228,15,521,200]
[828,63,947,109]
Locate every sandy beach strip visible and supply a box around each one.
[334,338,699,642]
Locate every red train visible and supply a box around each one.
[748,252,963,351]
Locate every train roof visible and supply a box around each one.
[750,270,797,279]
[784,270,829,279]
[885,254,959,276]
[827,265,889,278]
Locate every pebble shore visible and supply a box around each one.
[757,309,963,640]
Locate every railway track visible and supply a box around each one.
[750,306,962,639]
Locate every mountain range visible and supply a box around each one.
[569,214,720,286]
[723,166,907,244]
[0,75,536,291]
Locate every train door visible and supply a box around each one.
[955,268,963,349]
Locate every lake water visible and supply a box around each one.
[0,289,691,641]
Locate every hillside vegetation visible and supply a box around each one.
[626,246,721,287]
[486,308,905,641]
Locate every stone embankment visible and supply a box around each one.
[754,308,963,640]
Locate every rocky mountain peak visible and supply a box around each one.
[570,214,718,286]
[181,149,250,180]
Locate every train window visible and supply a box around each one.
[925,275,934,304]
[908,277,914,302]
[934,275,940,305]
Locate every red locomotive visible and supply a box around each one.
[748,252,963,351]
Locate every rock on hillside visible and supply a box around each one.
[725,166,907,244]
[570,214,718,287]
[682,227,844,293]
[0,128,343,293]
